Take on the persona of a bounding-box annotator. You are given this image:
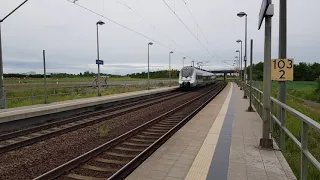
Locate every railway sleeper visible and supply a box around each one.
[81,164,118,172]
[114,146,144,152]
[105,152,137,158]
[122,142,150,147]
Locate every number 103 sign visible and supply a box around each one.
[271,59,294,81]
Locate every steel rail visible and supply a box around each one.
[33,82,226,180]
[0,90,186,154]
[0,90,179,141]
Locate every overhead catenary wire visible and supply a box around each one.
[181,0,208,45]
[66,0,196,61]
[116,0,198,61]
[161,0,230,66]
[180,0,232,66]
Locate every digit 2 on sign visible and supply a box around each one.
[271,59,294,81]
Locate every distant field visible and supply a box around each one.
[257,81,319,103]
[4,77,162,84]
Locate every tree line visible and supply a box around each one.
[4,71,124,79]
[127,70,180,79]
[246,62,320,81]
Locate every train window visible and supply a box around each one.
[181,68,194,77]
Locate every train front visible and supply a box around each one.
[179,66,195,88]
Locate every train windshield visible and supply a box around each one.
[181,68,194,77]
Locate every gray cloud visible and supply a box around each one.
[1,0,319,75]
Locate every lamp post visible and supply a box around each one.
[0,23,4,108]
[247,39,254,112]
[237,12,248,98]
[169,51,174,87]
[182,57,186,67]
[147,42,153,89]
[96,20,105,97]
[236,40,243,89]
[235,51,240,86]
[0,0,30,109]
[234,59,238,78]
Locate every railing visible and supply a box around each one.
[243,83,320,180]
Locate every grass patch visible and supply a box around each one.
[4,77,169,84]
[97,125,110,137]
[257,81,319,102]
[4,81,179,109]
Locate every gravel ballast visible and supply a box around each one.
[0,87,210,180]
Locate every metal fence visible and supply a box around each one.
[243,83,320,180]
[3,81,177,109]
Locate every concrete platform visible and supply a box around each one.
[0,86,178,131]
[125,82,297,180]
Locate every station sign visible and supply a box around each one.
[96,60,104,65]
[258,0,271,30]
[271,59,294,81]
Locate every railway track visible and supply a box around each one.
[0,90,186,154]
[34,81,226,180]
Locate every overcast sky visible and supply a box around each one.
[1,0,319,75]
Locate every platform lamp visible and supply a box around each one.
[236,40,243,86]
[236,50,241,89]
[147,42,153,89]
[183,57,186,67]
[96,20,105,97]
[169,51,174,87]
[0,0,30,108]
[237,12,248,98]
[235,59,239,78]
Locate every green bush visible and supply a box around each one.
[313,78,320,102]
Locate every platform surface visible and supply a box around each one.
[126,83,297,180]
[0,86,178,124]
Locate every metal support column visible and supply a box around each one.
[0,0,29,109]
[260,2,273,148]
[0,23,4,109]
[240,43,243,90]
[301,121,309,180]
[43,50,48,104]
[96,24,101,96]
[247,39,254,112]
[169,52,172,87]
[243,15,248,98]
[278,0,287,152]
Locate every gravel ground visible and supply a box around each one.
[65,85,221,179]
[0,87,211,180]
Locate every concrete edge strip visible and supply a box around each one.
[205,82,236,180]
[185,83,233,180]
[0,87,178,123]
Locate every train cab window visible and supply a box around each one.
[181,68,194,77]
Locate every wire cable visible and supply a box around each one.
[181,0,208,44]
[181,0,233,66]
[162,0,230,66]
[66,0,196,61]
[116,0,192,56]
